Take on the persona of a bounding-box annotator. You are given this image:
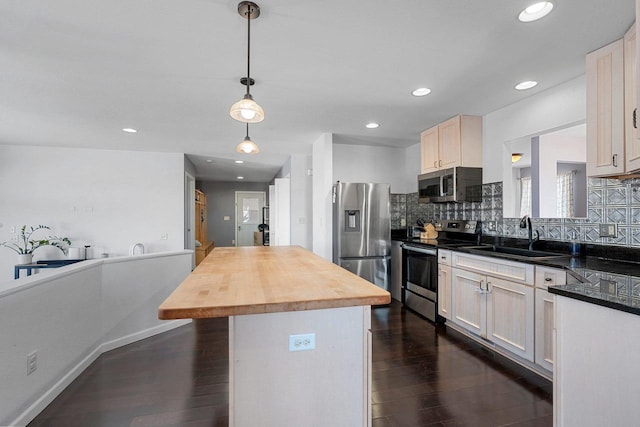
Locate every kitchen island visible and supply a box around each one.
[158,245,390,427]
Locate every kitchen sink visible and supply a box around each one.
[461,245,569,260]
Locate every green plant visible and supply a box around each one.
[1,225,71,255]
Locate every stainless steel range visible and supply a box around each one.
[402,220,481,322]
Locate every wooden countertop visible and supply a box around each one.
[158,246,391,319]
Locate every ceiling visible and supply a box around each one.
[0,0,635,182]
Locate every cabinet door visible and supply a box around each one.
[451,268,486,337]
[535,288,554,372]
[438,264,452,320]
[438,116,462,169]
[625,24,640,172]
[420,126,439,173]
[486,277,534,361]
[587,38,625,177]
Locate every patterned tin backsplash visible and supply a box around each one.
[392,178,640,247]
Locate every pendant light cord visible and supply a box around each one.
[245,5,251,96]
[246,122,249,138]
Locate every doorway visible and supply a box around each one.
[185,173,196,269]
[235,191,266,247]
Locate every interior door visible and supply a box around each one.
[235,191,266,247]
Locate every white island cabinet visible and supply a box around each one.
[554,295,640,426]
[159,246,390,427]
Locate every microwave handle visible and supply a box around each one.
[440,174,445,197]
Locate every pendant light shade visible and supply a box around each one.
[230,1,264,124]
[230,93,265,123]
[237,123,259,154]
[511,153,523,163]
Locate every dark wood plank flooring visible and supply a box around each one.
[29,301,551,427]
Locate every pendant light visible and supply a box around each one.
[512,153,523,163]
[229,1,264,124]
[236,123,260,154]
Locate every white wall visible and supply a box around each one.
[289,154,312,249]
[332,144,412,193]
[484,75,587,184]
[0,251,192,426]
[0,145,185,282]
[312,134,333,260]
[404,142,421,193]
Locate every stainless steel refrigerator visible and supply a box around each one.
[333,182,391,291]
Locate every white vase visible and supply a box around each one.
[17,254,33,265]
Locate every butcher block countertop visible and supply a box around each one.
[158,245,390,319]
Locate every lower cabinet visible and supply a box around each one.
[451,254,535,363]
[451,268,486,336]
[533,266,564,373]
[534,288,555,372]
[447,252,565,374]
[487,277,534,362]
[437,264,452,320]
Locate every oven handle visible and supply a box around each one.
[402,244,437,256]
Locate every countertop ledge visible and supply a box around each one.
[158,246,391,319]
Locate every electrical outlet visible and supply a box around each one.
[10,226,15,233]
[160,233,168,240]
[289,333,316,352]
[27,351,37,375]
[599,223,618,238]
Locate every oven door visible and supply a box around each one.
[403,245,438,300]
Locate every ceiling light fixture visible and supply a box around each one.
[512,153,523,163]
[366,122,379,129]
[122,128,137,133]
[515,80,538,90]
[236,123,260,154]
[229,2,264,124]
[237,176,245,180]
[235,160,245,164]
[412,87,431,97]
[518,2,554,22]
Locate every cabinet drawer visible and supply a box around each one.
[452,252,534,285]
[438,249,452,266]
[535,266,566,289]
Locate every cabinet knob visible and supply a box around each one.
[545,277,552,282]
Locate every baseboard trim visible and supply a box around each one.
[10,319,192,427]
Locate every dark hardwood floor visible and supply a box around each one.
[29,301,551,427]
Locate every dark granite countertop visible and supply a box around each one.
[393,233,640,316]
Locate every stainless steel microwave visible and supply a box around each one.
[418,167,482,203]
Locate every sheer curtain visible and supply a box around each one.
[520,177,532,217]
[557,171,574,217]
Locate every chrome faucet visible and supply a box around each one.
[519,215,539,251]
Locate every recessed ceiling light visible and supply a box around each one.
[515,80,538,90]
[237,176,244,180]
[518,2,554,22]
[235,160,244,164]
[206,159,213,163]
[366,122,379,129]
[412,87,431,97]
[122,128,137,133]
